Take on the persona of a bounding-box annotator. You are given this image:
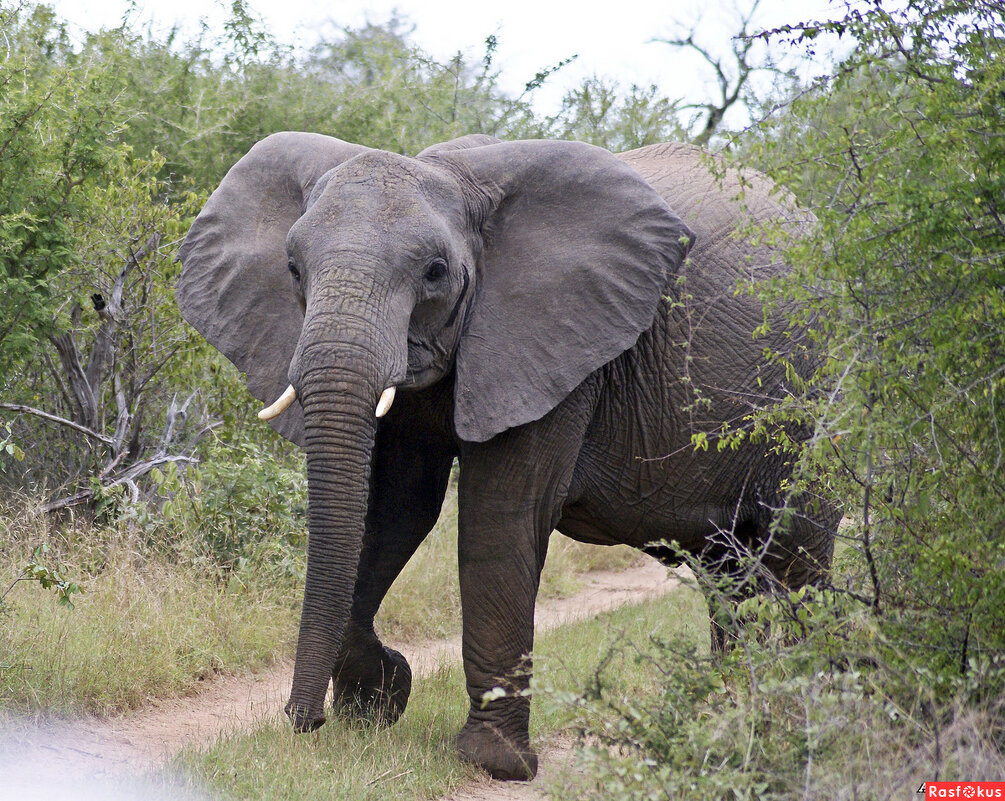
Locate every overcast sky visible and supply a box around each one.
[48,0,842,120]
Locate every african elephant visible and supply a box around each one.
[176,133,837,781]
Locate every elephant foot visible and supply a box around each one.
[332,625,412,726]
[456,720,538,781]
[285,700,325,732]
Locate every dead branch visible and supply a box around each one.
[652,0,784,146]
[99,450,129,478]
[85,233,161,396]
[160,390,199,452]
[0,403,114,446]
[49,314,96,427]
[184,420,224,453]
[41,453,199,513]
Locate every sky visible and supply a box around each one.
[47,0,843,122]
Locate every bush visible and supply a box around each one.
[548,572,1004,800]
[746,0,1005,700]
[140,437,307,573]
[552,5,1005,794]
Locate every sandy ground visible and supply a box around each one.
[440,736,579,801]
[0,559,680,799]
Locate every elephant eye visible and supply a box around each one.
[288,258,301,282]
[424,258,448,282]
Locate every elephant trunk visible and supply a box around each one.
[284,342,386,731]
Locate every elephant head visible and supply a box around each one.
[176,132,693,731]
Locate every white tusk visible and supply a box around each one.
[258,385,297,420]
[375,386,396,418]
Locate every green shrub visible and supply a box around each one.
[140,438,307,572]
[743,0,1005,702]
[548,575,1004,800]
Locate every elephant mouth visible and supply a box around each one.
[404,366,439,389]
[405,339,443,388]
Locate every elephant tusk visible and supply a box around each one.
[258,385,297,420]
[375,386,396,418]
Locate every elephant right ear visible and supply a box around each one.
[176,132,370,445]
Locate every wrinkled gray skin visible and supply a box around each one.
[177,133,837,781]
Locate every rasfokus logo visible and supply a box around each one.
[921,782,1005,798]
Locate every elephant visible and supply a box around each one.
[176,132,837,781]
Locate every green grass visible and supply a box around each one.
[171,584,707,800]
[1,551,299,716]
[0,483,647,716]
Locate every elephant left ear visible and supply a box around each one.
[429,140,694,443]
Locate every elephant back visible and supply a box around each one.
[611,144,818,489]
[619,142,811,255]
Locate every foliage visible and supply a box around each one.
[0,3,127,376]
[0,542,80,612]
[141,437,307,571]
[0,1,558,514]
[302,23,548,153]
[69,9,548,192]
[549,577,1004,800]
[551,2,1005,797]
[2,146,209,503]
[549,78,686,152]
[743,0,1005,697]
[0,421,25,468]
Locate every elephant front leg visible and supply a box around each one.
[331,621,412,725]
[453,406,589,781]
[455,519,544,781]
[332,405,454,726]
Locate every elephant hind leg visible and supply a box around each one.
[698,518,767,655]
[702,499,839,654]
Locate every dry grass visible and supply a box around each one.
[1,484,644,715]
[1,496,298,715]
[801,696,1005,799]
[1,548,298,716]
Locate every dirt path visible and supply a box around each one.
[0,559,678,795]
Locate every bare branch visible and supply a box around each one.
[651,0,784,146]
[84,234,159,394]
[41,350,75,413]
[40,491,92,514]
[40,453,199,514]
[49,311,97,426]
[0,403,114,445]
[99,450,129,479]
[112,370,130,452]
[160,390,200,452]
[185,420,224,453]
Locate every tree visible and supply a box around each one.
[1,2,557,509]
[749,0,1005,690]
[0,3,126,376]
[2,150,215,507]
[550,78,686,151]
[302,22,545,151]
[653,0,803,146]
[546,7,1005,795]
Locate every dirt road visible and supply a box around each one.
[1,559,679,798]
